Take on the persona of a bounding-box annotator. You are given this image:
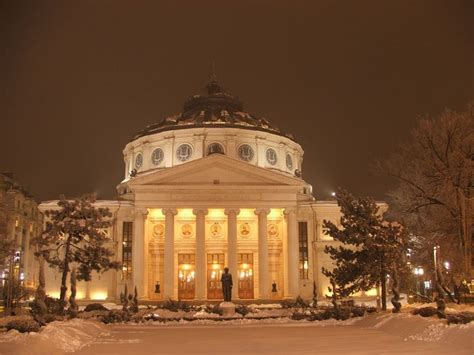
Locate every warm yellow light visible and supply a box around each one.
[268,208,283,219]
[208,209,226,219]
[241,263,249,270]
[148,209,165,219]
[181,264,192,270]
[47,291,60,299]
[75,290,85,300]
[211,264,221,270]
[365,288,378,296]
[177,208,194,219]
[238,209,255,219]
[91,291,108,300]
[303,261,308,270]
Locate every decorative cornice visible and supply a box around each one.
[192,208,209,216]
[162,208,178,216]
[255,208,271,216]
[224,208,240,216]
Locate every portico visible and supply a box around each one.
[124,153,304,301]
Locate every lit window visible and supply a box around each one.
[207,143,224,155]
[151,148,164,166]
[266,148,278,166]
[238,144,254,162]
[298,221,309,279]
[176,144,193,162]
[122,222,133,280]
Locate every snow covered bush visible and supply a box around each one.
[161,299,191,312]
[5,319,41,333]
[412,306,438,317]
[101,310,130,324]
[350,307,367,317]
[235,304,250,316]
[84,303,108,312]
[447,312,474,324]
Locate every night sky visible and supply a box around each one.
[1,1,473,202]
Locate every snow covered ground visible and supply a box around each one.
[0,310,472,354]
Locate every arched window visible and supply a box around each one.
[207,143,225,155]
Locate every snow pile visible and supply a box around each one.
[0,319,110,353]
[192,310,224,318]
[355,311,474,350]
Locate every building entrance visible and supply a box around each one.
[207,253,224,299]
[178,254,195,300]
[238,253,254,299]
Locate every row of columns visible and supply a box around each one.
[133,207,299,300]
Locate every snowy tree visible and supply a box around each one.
[375,101,473,277]
[322,188,410,311]
[33,194,121,312]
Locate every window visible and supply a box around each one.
[238,144,254,161]
[266,148,278,165]
[286,153,293,170]
[176,144,193,162]
[298,221,309,279]
[207,143,224,155]
[135,153,143,169]
[122,222,133,279]
[151,148,164,166]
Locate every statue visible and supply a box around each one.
[221,267,233,302]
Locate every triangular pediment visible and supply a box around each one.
[126,154,304,187]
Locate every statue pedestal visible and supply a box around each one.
[219,302,236,317]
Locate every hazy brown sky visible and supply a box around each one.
[1,0,473,202]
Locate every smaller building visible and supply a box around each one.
[0,172,43,288]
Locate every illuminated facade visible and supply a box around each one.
[39,78,386,302]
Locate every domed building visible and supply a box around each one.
[39,76,386,303]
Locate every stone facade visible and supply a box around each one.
[0,172,43,288]
[37,78,387,302]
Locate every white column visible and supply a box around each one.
[225,208,240,300]
[255,208,270,299]
[163,208,177,299]
[133,208,148,299]
[193,208,208,300]
[285,208,299,298]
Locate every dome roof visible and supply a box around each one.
[131,78,295,141]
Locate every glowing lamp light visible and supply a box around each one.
[443,261,450,270]
[413,267,424,276]
[91,291,108,301]
[19,272,24,281]
[331,192,336,197]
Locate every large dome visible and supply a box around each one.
[132,78,294,141]
[122,77,304,182]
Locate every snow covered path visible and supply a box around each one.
[0,313,472,354]
[76,322,470,355]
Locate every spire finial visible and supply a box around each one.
[210,60,217,82]
[206,60,222,94]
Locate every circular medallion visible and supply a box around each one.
[151,148,164,166]
[238,144,254,162]
[176,144,193,162]
[210,222,222,237]
[239,222,251,237]
[266,148,278,166]
[181,224,193,238]
[268,223,279,238]
[153,224,164,238]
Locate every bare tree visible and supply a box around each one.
[375,101,473,277]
